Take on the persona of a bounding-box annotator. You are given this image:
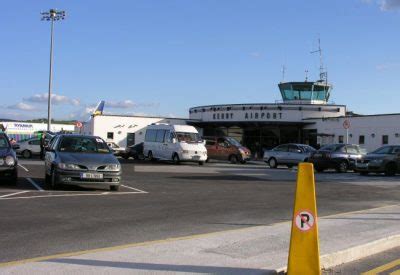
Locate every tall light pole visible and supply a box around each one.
[41,9,65,131]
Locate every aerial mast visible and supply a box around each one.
[310,37,327,83]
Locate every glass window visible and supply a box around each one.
[156,130,166,143]
[0,135,9,148]
[164,131,171,143]
[321,144,344,152]
[206,140,216,146]
[145,129,157,142]
[371,146,393,154]
[107,132,114,139]
[288,145,301,153]
[274,144,289,152]
[382,135,389,145]
[346,145,359,154]
[359,135,365,145]
[58,136,110,154]
[225,137,242,147]
[29,139,41,145]
[338,136,344,143]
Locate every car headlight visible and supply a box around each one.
[104,164,120,171]
[5,156,15,166]
[58,163,82,170]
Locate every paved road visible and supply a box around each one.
[324,246,400,274]
[1,159,399,264]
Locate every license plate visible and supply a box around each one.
[80,173,103,179]
[192,155,200,160]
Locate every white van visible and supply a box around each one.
[143,124,207,165]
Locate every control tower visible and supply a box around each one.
[278,79,331,105]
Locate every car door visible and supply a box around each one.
[216,138,228,160]
[205,138,217,159]
[344,145,362,168]
[272,144,289,163]
[30,139,41,154]
[162,130,174,160]
[288,145,304,164]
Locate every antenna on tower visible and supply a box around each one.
[311,36,327,82]
[281,65,286,82]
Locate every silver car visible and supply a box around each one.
[45,134,122,191]
[263,143,316,168]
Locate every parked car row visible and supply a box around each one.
[263,143,400,176]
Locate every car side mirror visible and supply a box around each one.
[172,138,177,144]
[12,144,20,150]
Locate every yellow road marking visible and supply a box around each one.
[362,258,400,275]
[0,203,398,268]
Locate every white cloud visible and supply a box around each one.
[24,93,80,106]
[376,62,400,71]
[249,52,263,59]
[7,102,37,111]
[362,0,400,10]
[380,0,400,10]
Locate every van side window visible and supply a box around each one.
[145,129,157,142]
[156,130,166,143]
[164,131,170,143]
[206,140,216,146]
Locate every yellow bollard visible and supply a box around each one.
[287,162,321,275]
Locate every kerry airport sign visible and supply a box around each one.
[212,111,283,120]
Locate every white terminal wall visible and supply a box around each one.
[81,115,190,148]
[189,104,346,122]
[305,114,400,152]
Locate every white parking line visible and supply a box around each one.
[121,184,148,193]
[0,191,30,198]
[26,178,44,192]
[18,164,29,172]
[0,191,146,200]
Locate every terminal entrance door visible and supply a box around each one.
[127,133,135,147]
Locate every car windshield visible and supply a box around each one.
[320,144,343,151]
[371,146,396,155]
[176,132,201,143]
[58,136,110,154]
[0,136,10,149]
[225,137,242,147]
[301,145,316,152]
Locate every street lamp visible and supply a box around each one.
[41,9,66,131]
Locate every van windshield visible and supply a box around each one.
[225,137,241,147]
[176,132,201,143]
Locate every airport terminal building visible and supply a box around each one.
[84,79,400,156]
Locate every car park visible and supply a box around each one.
[0,133,19,184]
[143,124,207,165]
[356,145,400,176]
[16,137,41,158]
[263,143,315,168]
[107,142,126,157]
[203,136,251,164]
[309,144,365,173]
[44,134,122,191]
[123,142,145,160]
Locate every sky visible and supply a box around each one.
[1,0,400,121]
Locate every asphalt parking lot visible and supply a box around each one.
[1,158,400,265]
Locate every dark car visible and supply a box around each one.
[44,134,122,191]
[309,144,365,172]
[356,145,400,176]
[123,142,145,160]
[0,133,19,184]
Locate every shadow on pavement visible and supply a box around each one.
[46,258,273,274]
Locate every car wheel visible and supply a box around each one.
[268,158,278,169]
[148,151,155,162]
[172,153,180,165]
[22,150,32,159]
[229,155,238,164]
[198,161,204,166]
[337,161,348,173]
[385,163,397,176]
[360,171,369,176]
[110,185,119,191]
